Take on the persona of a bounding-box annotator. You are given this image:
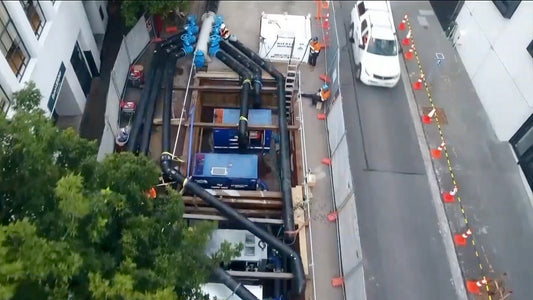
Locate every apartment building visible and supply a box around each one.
[431,0,533,188]
[0,0,108,120]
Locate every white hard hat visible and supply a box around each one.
[220,23,226,29]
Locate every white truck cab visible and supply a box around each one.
[349,1,401,88]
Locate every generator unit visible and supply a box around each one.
[213,108,272,152]
[205,229,269,272]
[191,153,258,190]
[201,283,263,300]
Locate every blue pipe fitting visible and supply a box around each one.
[209,34,221,56]
[194,51,205,68]
[208,43,220,57]
[184,23,199,35]
[213,15,224,28]
[182,43,194,55]
[210,34,221,46]
[186,14,197,25]
[181,32,196,45]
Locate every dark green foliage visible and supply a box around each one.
[121,0,191,27]
[0,82,240,299]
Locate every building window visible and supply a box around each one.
[99,5,104,21]
[20,0,46,39]
[511,114,533,191]
[0,3,30,80]
[0,85,10,115]
[492,0,521,19]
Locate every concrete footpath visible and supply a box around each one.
[391,2,533,299]
[298,12,345,300]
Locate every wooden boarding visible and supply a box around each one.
[173,85,278,92]
[292,186,305,226]
[153,118,185,125]
[183,213,284,225]
[185,206,281,218]
[203,189,282,199]
[292,186,309,277]
[196,70,275,81]
[182,196,283,209]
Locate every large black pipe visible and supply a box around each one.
[140,49,189,155]
[214,49,253,151]
[139,51,167,155]
[220,40,262,108]
[160,30,187,49]
[228,36,295,236]
[127,44,162,152]
[206,0,219,13]
[211,268,259,300]
[160,155,305,295]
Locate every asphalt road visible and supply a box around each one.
[335,1,459,299]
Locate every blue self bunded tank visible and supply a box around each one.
[213,108,272,152]
[191,153,258,190]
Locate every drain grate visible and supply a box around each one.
[422,106,448,124]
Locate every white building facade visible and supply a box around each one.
[453,0,533,187]
[0,0,108,119]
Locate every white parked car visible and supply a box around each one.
[349,1,401,88]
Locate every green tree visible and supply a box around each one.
[0,82,241,299]
[121,0,191,27]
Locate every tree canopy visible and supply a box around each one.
[121,0,191,27]
[0,82,240,299]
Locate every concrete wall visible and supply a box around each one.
[97,16,150,161]
[83,0,108,35]
[454,1,533,141]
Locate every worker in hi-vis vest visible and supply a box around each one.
[308,37,321,66]
[300,84,331,106]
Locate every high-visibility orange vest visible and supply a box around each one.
[310,41,321,53]
[320,89,330,101]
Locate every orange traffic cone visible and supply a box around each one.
[327,211,338,222]
[402,30,411,46]
[322,158,332,165]
[322,13,330,30]
[431,142,446,159]
[421,107,436,124]
[331,277,344,287]
[442,185,458,203]
[454,228,472,246]
[413,73,424,90]
[320,74,331,83]
[466,278,488,295]
[404,45,414,60]
[317,113,326,120]
[398,14,408,31]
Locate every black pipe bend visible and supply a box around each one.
[220,40,263,108]
[214,49,254,151]
[227,35,296,237]
[211,268,259,300]
[160,157,306,295]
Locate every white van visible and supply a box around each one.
[349,1,401,88]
